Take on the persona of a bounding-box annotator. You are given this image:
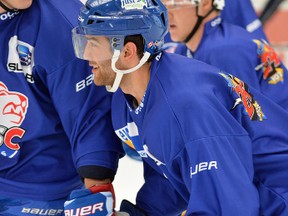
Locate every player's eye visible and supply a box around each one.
[87,41,99,48]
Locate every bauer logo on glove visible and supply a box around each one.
[64,184,115,216]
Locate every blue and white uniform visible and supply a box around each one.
[112,52,288,215]
[0,0,123,214]
[174,17,288,111]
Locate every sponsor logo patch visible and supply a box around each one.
[220,73,266,121]
[254,39,284,85]
[7,36,35,83]
[121,0,148,10]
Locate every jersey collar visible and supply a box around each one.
[0,10,20,25]
[203,16,222,36]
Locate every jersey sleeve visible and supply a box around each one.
[44,58,124,177]
[165,63,288,214]
[172,71,288,215]
[217,72,288,214]
[33,0,124,179]
[180,135,259,215]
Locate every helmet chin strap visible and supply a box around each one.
[0,1,17,12]
[105,71,123,92]
[106,49,151,92]
[183,6,215,43]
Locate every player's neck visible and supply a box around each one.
[185,14,217,52]
[185,27,203,52]
[121,63,151,106]
[0,7,5,13]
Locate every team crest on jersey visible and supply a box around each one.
[254,39,284,84]
[220,73,266,121]
[0,82,28,158]
[7,35,35,83]
[120,0,147,10]
[115,122,147,157]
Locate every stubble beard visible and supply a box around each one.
[93,59,116,87]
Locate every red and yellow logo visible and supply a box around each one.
[220,73,266,121]
[254,39,284,84]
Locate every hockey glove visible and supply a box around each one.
[64,183,117,216]
[119,200,147,216]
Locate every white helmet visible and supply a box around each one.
[213,0,225,10]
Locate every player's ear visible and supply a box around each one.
[200,0,213,12]
[122,42,138,60]
[199,0,213,15]
[202,0,210,7]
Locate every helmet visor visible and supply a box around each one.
[161,0,196,9]
[72,27,88,60]
[72,27,124,62]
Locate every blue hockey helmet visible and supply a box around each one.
[72,0,168,92]
[74,0,168,56]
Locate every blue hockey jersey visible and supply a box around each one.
[112,52,288,215]
[174,17,288,111]
[221,0,267,40]
[0,0,123,200]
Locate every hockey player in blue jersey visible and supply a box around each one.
[0,0,124,215]
[162,0,288,111]
[129,0,276,162]
[163,0,268,53]
[67,0,288,215]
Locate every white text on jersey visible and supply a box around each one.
[190,161,218,178]
[76,74,94,92]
